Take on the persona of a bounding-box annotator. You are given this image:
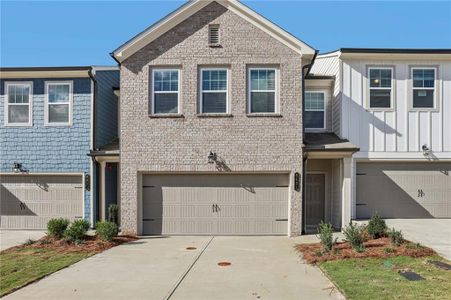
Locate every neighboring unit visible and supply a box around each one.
[0,66,119,229]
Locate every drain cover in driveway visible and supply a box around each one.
[428,260,451,270]
[399,271,424,281]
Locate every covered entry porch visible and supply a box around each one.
[303,133,359,234]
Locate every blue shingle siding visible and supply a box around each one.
[95,70,120,148]
[0,78,92,222]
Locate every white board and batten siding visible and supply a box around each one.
[339,59,451,158]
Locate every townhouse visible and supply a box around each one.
[1,0,449,236]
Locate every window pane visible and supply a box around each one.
[153,70,179,92]
[305,111,324,129]
[8,105,29,123]
[370,69,391,88]
[202,70,227,91]
[251,92,275,113]
[305,92,324,110]
[250,69,275,91]
[413,90,434,108]
[49,104,69,123]
[202,92,227,113]
[370,90,391,108]
[369,69,380,87]
[8,85,29,104]
[49,84,69,103]
[250,70,259,90]
[154,93,178,114]
[413,79,423,88]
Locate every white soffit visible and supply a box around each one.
[112,0,316,62]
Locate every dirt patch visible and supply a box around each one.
[1,235,138,255]
[296,238,435,264]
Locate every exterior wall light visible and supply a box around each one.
[422,144,431,156]
[12,162,24,173]
[208,151,217,164]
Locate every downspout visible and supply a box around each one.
[88,68,100,224]
[301,51,318,234]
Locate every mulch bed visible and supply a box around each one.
[296,237,435,264]
[2,235,138,254]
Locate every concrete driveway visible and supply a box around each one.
[0,230,46,251]
[5,236,343,300]
[385,219,451,260]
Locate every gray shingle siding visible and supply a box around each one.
[94,70,120,148]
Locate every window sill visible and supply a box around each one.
[409,107,439,112]
[149,114,184,119]
[246,113,282,118]
[196,113,233,118]
[4,123,33,127]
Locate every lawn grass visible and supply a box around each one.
[0,247,93,297]
[320,255,451,300]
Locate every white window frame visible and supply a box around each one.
[44,81,73,126]
[367,67,394,111]
[4,81,33,127]
[248,67,279,114]
[151,68,181,115]
[410,67,437,111]
[304,91,326,130]
[199,68,229,114]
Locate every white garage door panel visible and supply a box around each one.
[0,175,84,229]
[356,163,451,219]
[142,174,289,235]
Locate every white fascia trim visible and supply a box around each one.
[113,0,316,62]
[354,151,451,161]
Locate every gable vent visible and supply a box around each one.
[208,24,220,46]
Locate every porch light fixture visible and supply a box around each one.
[12,162,24,173]
[422,144,431,156]
[208,151,217,164]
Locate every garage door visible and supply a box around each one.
[356,163,451,219]
[0,175,84,229]
[142,174,289,235]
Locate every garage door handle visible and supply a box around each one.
[275,219,288,221]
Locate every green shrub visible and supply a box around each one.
[388,228,403,246]
[355,244,365,253]
[23,238,35,246]
[47,218,70,239]
[367,212,387,239]
[343,221,366,251]
[96,221,118,241]
[64,219,90,243]
[108,204,119,225]
[384,247,395,253]
[317,221,337,252]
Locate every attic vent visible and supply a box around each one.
[208,24,220,46]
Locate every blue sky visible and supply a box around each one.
[1,1,450,67]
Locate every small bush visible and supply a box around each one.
[39,238,52,245]
[47,218,70,239]
[355,244,365,253]
[23,238,35,246]
[343,221,366,251]
[315,250,324,257]
[388,228,403,246]
[108,204,119,225]
[96,221,118,241]
[64,219,90,243]
[384,247,395,254]
[317,221,337,252]
[367,212,387,239]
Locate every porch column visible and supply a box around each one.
[100,161,106,221]
[341,157,354,228]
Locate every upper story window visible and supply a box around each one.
[45,81,73,126]
[4,82,32,126]
[412,68,436,108]
[368,68,393,109]
[208,24,220,46]
[200,68,228,113]
[305,92,325,129]
[248,68,278,114]
[151,69,180,114]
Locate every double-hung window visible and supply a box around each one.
[200,69,228,113]
[249,68,278,114]
[305,92,325,129]
[5,82,32,126]
[368,68,393,109]
[412,68,436,108]
[152,69,180,114]
[45,82,72,126]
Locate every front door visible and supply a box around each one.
[305,174,325,233]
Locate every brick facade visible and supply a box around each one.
[120,2,305,235]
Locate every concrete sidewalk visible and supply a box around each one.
[5,236,343,300]
[0,230,46,251]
